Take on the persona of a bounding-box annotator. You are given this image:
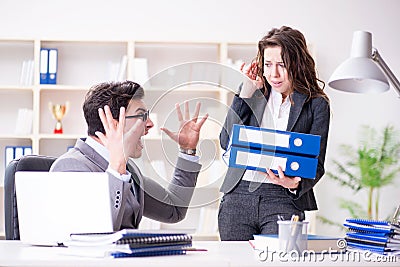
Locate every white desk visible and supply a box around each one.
[0,240,398,267]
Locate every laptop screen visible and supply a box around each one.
[15,171,114,246]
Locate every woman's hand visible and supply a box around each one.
[239,61,264,98]
[161,101,208,151]
[262,166,301,190]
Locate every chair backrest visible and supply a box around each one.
[3,155,56,240]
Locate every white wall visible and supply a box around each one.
[1,0,400,236]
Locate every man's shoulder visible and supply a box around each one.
[50,139,100,171]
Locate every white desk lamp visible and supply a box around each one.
[328,31,400,96]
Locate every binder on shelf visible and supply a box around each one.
[230,124,321,157]
[228,146,318,179]
[39,48,58,84]
[5,147,14,168]
[48,48,58,84]
[39,48,49,84]
[4,146,33,167]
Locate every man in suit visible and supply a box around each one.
[50,80,208,230]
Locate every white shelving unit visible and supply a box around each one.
[0,38,257,239]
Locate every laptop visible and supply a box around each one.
[15,171,114,246]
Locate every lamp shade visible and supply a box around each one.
[328,31,390,94]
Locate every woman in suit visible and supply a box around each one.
[218,26,330,240]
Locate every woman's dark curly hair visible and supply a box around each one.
[256,26,328,103]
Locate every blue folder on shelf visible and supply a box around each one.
[230,124,321,157]
[47,48,58,84]
[39,48,58,84]
[39,48,49,84]
[4,146,33,167]
[228,145,318,179]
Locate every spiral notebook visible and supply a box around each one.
[343,218,400,255]
[65,229,194,258]
[69,229,192,245]
[344,218,400,234]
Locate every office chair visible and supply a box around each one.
[3,155,56,240]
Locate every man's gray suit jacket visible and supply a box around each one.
[50,138,201,230]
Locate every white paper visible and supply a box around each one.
[236,150,287,171]
[239,128,290,148]
[117,55,128,81]
[132,58,149,85]
[15,108,33,135]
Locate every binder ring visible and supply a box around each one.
[290,162,300,171]
[294,138,303,147]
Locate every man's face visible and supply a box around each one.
[124,99,154,158]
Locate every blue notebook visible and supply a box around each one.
[346,241,389,253]
[67,230,194,258]
[70,229,192,246]
[230,124,321,157]
[346,232,400,243]
[111,249,186,258]
[344,219,400,234]
[228,145,318,179]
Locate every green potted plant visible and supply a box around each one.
[324,125,400,221]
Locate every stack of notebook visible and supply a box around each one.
[63,229,194,258]
[343,218,400,255]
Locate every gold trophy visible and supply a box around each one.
[49,101,69,134]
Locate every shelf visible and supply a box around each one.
[0,85,34,91]
[38,134,84,140]
[39,85,90,91]
[146,85,227,93]
[0,37,258,236]
[0,135,33,140]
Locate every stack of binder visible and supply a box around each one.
[4,146,32,168]
[226,124,321,179]
[40,48,58,84]
[64,229,194,258]
[343,218,400,255]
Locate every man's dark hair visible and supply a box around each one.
[83,80,144,136]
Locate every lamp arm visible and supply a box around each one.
[372,48,400,96]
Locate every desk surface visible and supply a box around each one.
[0,240,398,267]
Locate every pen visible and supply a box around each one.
[392,204,400,225]
[185,247,208,252]
[286,215,299,251]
